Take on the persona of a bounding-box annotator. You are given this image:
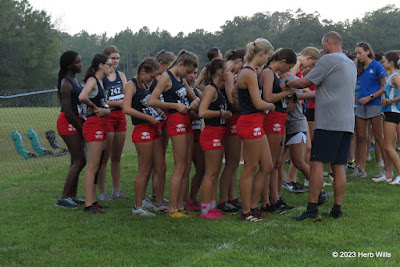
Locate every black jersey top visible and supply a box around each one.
[238,66,262,115]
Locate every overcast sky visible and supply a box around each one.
[28,0,398,37]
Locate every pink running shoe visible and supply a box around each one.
[210,208,226,218]
[200,209,225,219]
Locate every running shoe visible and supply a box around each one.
[217,202,239,213]
[229,198,242,209]
[168,210,188,218]
[251,208,269,219]
[372,175,392,183]
[322,210,343,219]
[389,176,400,185]
[318,190,329,206]
[55,198,78,209]
[377,160,385,168]
[98,192,113,202]
[292,210,322,221]
[148,195,169,204]
[84,205,104,214]
[184,201,200,212]
[72,197,85,205]
[111,189,127,198]
[304,180,309,188]
[132,206,156,216]
[142,198,154,209]
[240,212,263,222]
[283,181,307,193]
[349,166,367,178]
[153,203,168,213]
[275,198,295,214]
[347,159,356,169]
[93,201,109,209]
[201,208,226,219]
[260,203,276,213]
[396,147,400,153]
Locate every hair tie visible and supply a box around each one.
[253,42,256,46]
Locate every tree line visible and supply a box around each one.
[1,0,400,92]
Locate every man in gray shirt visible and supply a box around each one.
[283,31,357,220]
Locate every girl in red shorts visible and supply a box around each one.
[259,49,297,213]
[218,48,245,213]
[55,51,86,209]
[97,45,128,201]
[123,58,165,216]
[184,68,205,212]
[148,50,200,218]
[234,38,275,221]
[199,59,232,219]
[79,54,112,213]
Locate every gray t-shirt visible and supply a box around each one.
[282,74,307,134]
[305,52,356,133]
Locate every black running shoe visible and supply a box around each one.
[229,199,241,210]
[318,190,329,206]
[93,201,109,209]
[322,210,342,219]
[260,203,276,213]
[283,181,307,193]
[274,198,295,214]
[83,205,104,214]
[218,202,239,213]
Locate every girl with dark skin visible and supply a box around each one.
[55,51,86,209]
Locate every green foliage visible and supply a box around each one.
[1,2,400,92]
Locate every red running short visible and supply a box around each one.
[236,112,265,139]
[132,123,161,143]
[107,109,127,132]
[263,111,287,135]
[166,112,192,137]
[83,116,107,142]
[193,129,201,144]
[200,126,225,151]
[225,112,240,136]
[57,112,84,136]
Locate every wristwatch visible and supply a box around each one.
[369,94,374,99]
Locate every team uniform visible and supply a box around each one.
[355,59,386,119]
[103,70,127,133]
[83,76,108,142]
[236,66,265,139]
[150,79,168,133]
[163,70,192,136]
[222,79,240,136]
[130,78,162,143]
[200,82,228,151]
[263,66,287,135]
[382,72,400,124]
[57,77,85,136]
[82,77,108,142]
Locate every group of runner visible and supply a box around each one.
[55,31,400,222]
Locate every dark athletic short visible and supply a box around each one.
[384,112,400,124]
[310,129,352,164]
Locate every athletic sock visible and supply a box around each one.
[306,202,318,214]
[201,202,210,215]
[210,200,216,210]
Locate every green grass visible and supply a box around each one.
[1,148,400,266]
[0,107,135,178]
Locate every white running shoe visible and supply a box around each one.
[98,192,113,202]
[111,189,127,198]
[153,203,168,213]
[132,206,156,216]
[389,176,400,185]
[372,175,392,183]
[349,167,367,178]
[142,198,154,209]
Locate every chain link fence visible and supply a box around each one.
[0,89,135,178]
